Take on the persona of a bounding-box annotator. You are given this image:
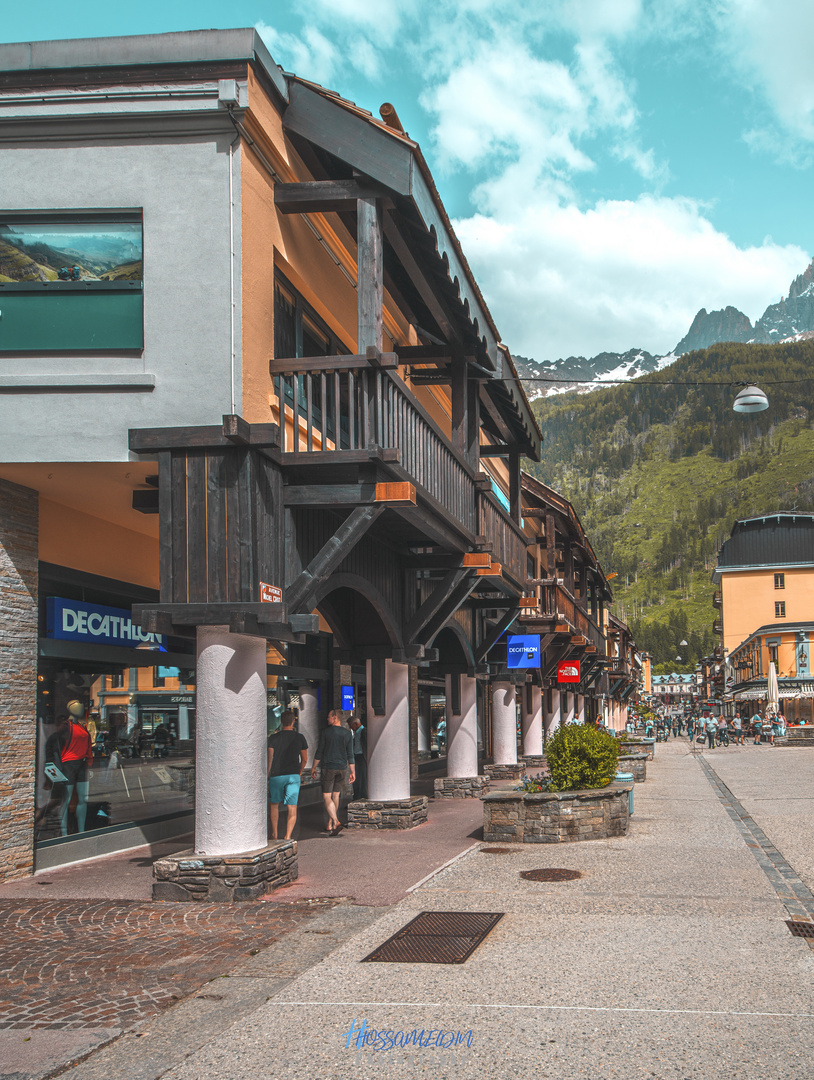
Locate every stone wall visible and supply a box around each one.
[433,776,489,799]
[0,479,38,883]
[483,785,631,843]
[347,795,428,829]
[619,740,654,761]
[152,841,297,901]
[485,762,524,781]
[617,753,647,782]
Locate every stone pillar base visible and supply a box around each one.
[521,755,547,768]
[433,776,489,799]
[152,841,297,902]
[347,796,428,829]
[485,763,525,781]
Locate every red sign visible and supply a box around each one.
[558,660,581,683]
[259,582,282,603]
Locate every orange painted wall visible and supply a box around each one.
[39,498,159,590]
[721,568,814,653]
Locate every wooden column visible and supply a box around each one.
[357,197,383,352]
[451,358,480,469]
[546,513,556,578]
[509,450,521,524]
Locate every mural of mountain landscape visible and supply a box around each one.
[0,220,142,282]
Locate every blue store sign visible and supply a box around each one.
[46,597,166,650]
[507,634,541,669]
[341,685,355,710]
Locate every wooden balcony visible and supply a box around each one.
[712,590,722,609]
[537,580,605,652]
[272,356,478,539]
[477,490,528,589]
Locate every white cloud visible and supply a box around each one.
[454,193,809,362]
[715,0,814,145]
[255,21,340,85]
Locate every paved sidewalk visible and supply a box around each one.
[114,740,814,1080]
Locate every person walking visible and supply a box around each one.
[267,709,308,841]
[704,711,716,749]
[687,715,695,740]
[311,710,355,835]
[768,710,781,746]
[348,716,367,800]
[751,710,763,745]
[731,713,744,746]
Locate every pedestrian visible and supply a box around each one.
[267,709,308,841]
[704,711,716,749]
[311,709,355,835]
[751,709,763,745]
[687,715,695,739]
[769,710,781,746]
[716,714,727,744]
[348,715,367,800]
[731,713,744,746]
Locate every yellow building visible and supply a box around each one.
[713,515,814,722]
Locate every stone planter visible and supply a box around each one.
[152,841,297,902]
[485,762,525,781]
[482,784,631,844]
[619,739,655,760]
[617,752,647,783]
[347,795,428,829]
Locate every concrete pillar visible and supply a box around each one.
[621,702,628,728]
[195,627,268,857]
[417,690,430,753]
[521,684,543,757]
[447,674,478,777]
[564,691,575,725]
[545,689,562,738]
[366,659,410,801]
[492,681,517,765]
[298,683,320,769]
[577,694,586,725]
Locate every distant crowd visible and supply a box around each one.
[627,707,787,748]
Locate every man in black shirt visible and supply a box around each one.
[267,710,309,840]
[311,710,355,835]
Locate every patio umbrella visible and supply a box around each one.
[767,662,780,716]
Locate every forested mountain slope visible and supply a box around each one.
[525,340,814,671]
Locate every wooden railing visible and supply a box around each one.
[478,491,528,587]
[273,359,477,534]
[539,580,605,651]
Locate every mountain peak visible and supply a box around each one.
[673,305,754,355]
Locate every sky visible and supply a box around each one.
[4,0,814,363]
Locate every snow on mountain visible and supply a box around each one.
[513,257,814,401]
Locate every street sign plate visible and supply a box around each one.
[558,660,581,683]
[260,581,282,603]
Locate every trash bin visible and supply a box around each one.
[615,772,634,816]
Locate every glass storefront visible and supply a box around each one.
[35,564,196,849]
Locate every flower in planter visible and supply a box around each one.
[516,773,549,794]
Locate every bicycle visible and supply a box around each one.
[715,728,730,747]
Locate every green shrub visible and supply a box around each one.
[545,724,620,792]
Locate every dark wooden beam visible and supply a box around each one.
[284,482,416,508]
[417,572,480,647]
[383,213,462,345]
[274,178,391,215]
[358,196,383,354]
[286,504,384,614]
[130,423,279,453]
[269,351,397,375]
[474,606,521,663]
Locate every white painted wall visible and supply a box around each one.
[297,684,320,769]
[492,681,517,764]
[522,684,543,756]
[194,627,268,857]
[446,673,478,777]
[366,659,410,801]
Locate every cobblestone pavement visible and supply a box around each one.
[0,898,336,1031]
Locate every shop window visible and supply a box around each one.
[775,573,785,589]
[152,666,166,688]
[775,601,786,618]
[109,672,124,689]
[0,211,143,351]
[769,644,779,666]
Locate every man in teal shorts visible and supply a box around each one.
[267,710,309,840]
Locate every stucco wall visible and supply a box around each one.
[0,125,237,462]
[721,568,814,653]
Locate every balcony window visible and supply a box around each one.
[775,601,786,618]
[775,573,785,589]
[273,274,349,444]
[0,212,143,351]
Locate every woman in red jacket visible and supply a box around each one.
[59,702,93,835]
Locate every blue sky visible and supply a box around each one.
[4,1,813,363]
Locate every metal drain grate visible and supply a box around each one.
[520,868,582,882]
[480,847,512,854]
[787,920,814,938]
[362,911,504,964]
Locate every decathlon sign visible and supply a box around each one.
[507,634,541,669]
[46,597,166,650]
